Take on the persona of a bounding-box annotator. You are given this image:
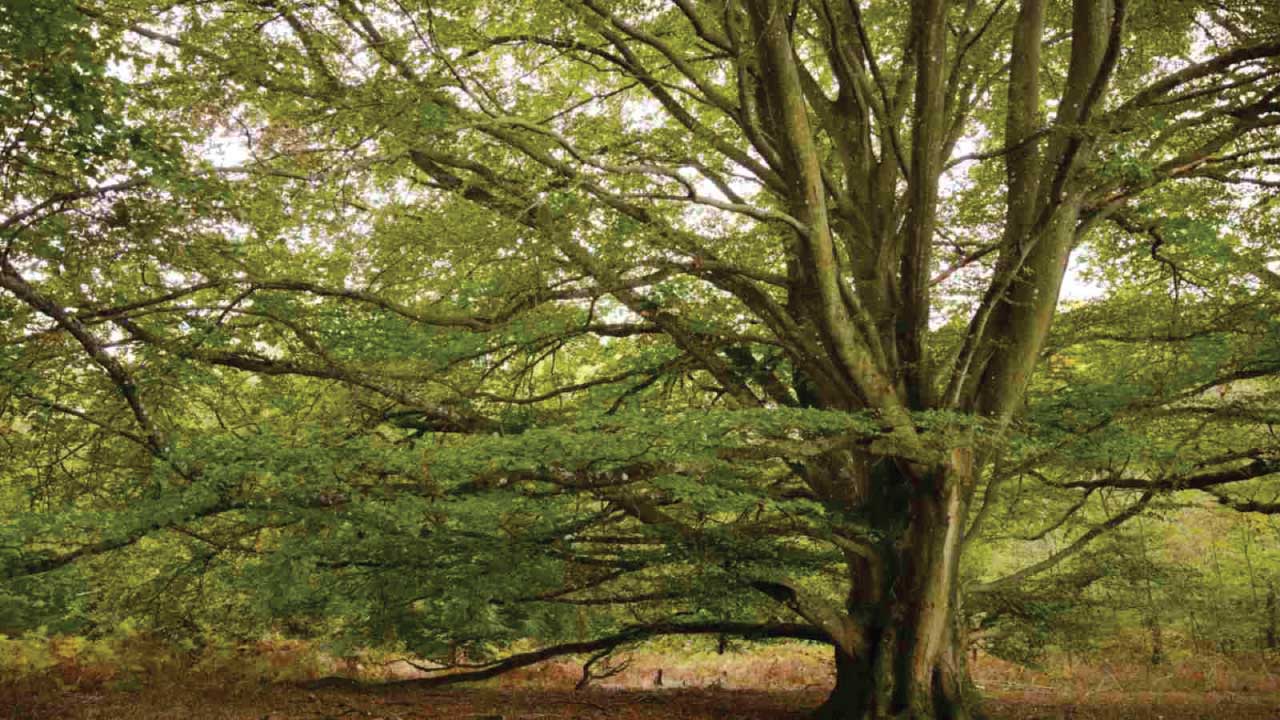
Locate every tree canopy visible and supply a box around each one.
[3,1,1280,718]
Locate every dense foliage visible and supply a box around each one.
[2,1,1280,718]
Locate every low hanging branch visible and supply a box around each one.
[315,621,829,691]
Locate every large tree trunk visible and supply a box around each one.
[813,453,982,720]
[815,624,979,719]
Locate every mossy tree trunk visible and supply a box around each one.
[812,456,982,720]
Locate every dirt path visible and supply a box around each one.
[6,686,1280,719]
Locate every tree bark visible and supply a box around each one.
[812,453,982,719]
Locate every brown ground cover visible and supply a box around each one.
[3,638,1279,719]
[5,685,1280,720]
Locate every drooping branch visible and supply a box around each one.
[971,490,1153,595]
[366,620,830,690]
[0,257,166,453]
[4,495,246,581]
[1056,455,1280,492]
[109,316,500,434]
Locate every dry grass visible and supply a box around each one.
[7,684,1280,720]
[974,649,1280,696]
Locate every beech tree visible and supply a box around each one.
[4,1,1280,718]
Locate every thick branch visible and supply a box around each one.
[372,621,829,689]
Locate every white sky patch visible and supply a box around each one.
[619,96,664,133]
[1060,253,1106,302]
[203,128,253,168]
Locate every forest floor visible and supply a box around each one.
[6,684,1280,720]
[4,640,1279,719]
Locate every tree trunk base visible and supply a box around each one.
[810,646,985,720]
